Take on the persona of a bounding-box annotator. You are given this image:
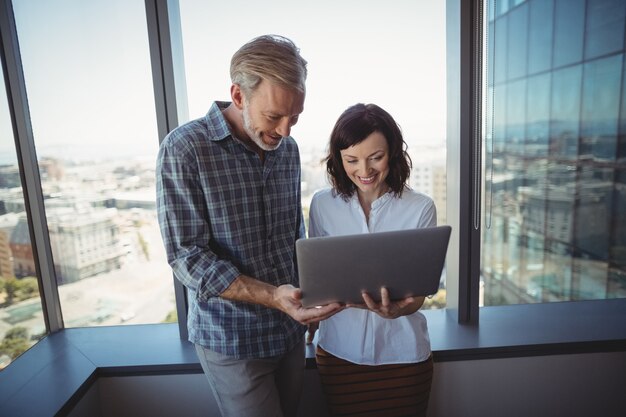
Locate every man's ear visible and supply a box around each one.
[231,84,245,110]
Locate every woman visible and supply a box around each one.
[308,103,436,417]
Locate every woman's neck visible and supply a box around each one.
[357,186,389,222]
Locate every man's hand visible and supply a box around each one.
[273,284,344,325]
[220,276,343,325]
[354,287,424,319]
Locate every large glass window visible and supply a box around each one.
[584,0,626,61]
[0,55,47,370]
[527,0,553,75]
[482,0,626,305]
[179,0,447,307]
[11,0,175,327]
[506,2,528,81]
[553,0,585,69]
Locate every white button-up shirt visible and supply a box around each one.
[308,188,437,364]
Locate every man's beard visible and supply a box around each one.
[242,104,283,151]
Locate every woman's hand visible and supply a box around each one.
[306,322,319,344]
[357,287,424,319]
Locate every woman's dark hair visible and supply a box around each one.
[324,103,412,199]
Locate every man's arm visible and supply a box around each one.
[158,132,341,323]
[157,136,241,299]
[221,275,343,325]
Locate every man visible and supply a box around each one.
[156,35,342,417]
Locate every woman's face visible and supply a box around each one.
[340,131,390,199]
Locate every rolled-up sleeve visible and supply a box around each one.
[156,136,240,300]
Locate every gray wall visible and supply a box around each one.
[68,351,626,417]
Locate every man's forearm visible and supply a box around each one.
[221,275,344,325]
[220,275,278,310]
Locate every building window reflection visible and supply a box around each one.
[482,0,626,305]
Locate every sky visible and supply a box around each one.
[179,0,447,154]
[1,0,446,164]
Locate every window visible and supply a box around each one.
[0,54,47,370]
[179,0,448,307]
[10,0,175,328]
[0,0,623,390]
[482,0,626,305]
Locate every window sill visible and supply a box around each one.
[2,299,626,416]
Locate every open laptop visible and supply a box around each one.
[296,225,451,308]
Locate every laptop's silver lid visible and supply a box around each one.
[297,225,451,308]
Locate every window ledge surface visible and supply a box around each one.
[2,300,626,416]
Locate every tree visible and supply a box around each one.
[1,276,40,306]
[0,326,30,360]
[2,277,19,306]
[17,277,39,301]
[4,326,28,340]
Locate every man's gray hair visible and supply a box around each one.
[230,34,307,97]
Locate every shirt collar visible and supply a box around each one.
[372,192,393,209]
[205,101,233,142]
[349,190,394,211]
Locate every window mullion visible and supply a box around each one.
[145,0,189,339]
[446,0,482,324]
[0,0,63,332]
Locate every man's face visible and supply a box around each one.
[240,80,305,151]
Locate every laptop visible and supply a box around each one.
[296,225,451,308]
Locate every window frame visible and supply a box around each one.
[144,0,190,340]
[446,0,482,323]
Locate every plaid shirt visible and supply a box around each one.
[156,101,306,358]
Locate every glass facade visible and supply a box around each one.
[0,0,622,391]
[178,0,448,308]
[482,0,626,305]
[0,54,47,370]
[3,0,176,334]
[0,0,447,370]
[0,0,448,370]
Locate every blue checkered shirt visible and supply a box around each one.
[156,101,306,358]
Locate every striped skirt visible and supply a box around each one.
[315,346,433,417]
